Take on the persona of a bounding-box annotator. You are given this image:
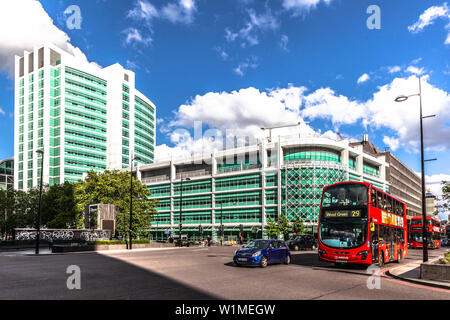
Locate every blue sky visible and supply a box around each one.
[0,0,449,216]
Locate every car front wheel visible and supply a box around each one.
[260,256,268,268]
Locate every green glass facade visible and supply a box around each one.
[15,46,156,190]
[143,141,389,242]
[0,159,14,190]
[64,67,108,183]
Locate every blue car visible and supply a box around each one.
[233,239,291,267]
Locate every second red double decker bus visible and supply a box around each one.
[318,181,408,267]
[409,216,441,249]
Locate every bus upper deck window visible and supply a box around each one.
[371,188,377,207]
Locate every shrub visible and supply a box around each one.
[436,252,450,265]
[86,239,150,245]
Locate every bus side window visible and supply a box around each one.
[377,191,383,210]
[379,226,384,244]
[386,196,392,213]
[371,188,377,207]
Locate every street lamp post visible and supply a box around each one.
[129,156,138,250]
[395,76,434,263]
[220,203,223,245]
[35,149,44,254]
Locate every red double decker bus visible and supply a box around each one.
[409,216,441,249]
[318,181,408,267]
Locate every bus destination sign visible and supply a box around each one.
[323,210,361,218]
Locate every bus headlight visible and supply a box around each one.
[357,250,369,260]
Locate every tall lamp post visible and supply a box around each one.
[35,149,44,254]
[395,76,435,263]
[129,156,138,250]
[220,202,224,245]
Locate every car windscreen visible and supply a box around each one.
[244,240,270,249]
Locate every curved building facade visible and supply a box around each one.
[136,134,389,241]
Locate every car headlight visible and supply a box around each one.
[251,250,261,257]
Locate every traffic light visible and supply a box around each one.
[179,223,182,230]
[239,224,244,233]
[220,224,224,235]
[198,225,203,234]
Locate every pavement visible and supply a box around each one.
[0,246,184,256]
[386,255,450,290]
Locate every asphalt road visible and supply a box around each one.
[0,245,449,300]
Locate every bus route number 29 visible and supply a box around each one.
[351,210,361,217]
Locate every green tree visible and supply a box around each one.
[264,217,280,239]
[291,214,305,235]
[278,214,291,240]
[0,188,39,239]
[41,182,83,229]
[75,170,158,238]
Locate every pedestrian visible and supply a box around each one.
[207,235,211,247]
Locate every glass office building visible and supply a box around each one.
[14,44,156,190]
[0,158,14,190]
[136,134,390,241]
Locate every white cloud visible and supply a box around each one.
[233,56,258,76]
[382,136,400,151]
[408,3,450,45]
[0,107,5,116]
[357,73,370,84]
[126,60,139,70]
[282,0,332,13]
[0,0,97,76]
[161,0,197,24]
[214,47,228,60]
[280,34,289,51]
[364,76,450,153]
[224,8,279,48]
[388,66,401,74]
[302,88,366,125]
[123,27,153,46]
[125,0,197,46]
[158,75,450,161]
[127,0,159,22]
[408,3,449,32]
[405,66,424,75]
